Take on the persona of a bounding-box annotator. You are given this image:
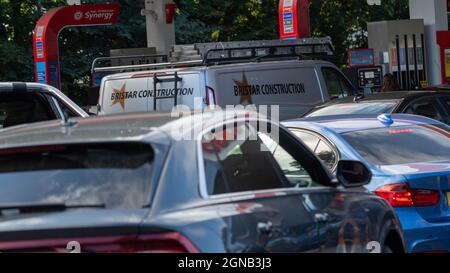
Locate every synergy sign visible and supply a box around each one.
[33,3,121,88]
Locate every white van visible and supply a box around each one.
[97,39,355,120]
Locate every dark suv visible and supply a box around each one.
[304,91,450,125]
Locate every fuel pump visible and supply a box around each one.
[279,0,311,40]
[437,31,450,85]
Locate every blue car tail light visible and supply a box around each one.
[375,183,440,207]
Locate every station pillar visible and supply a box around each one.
[142,0,176,54]
[409,0,448,85]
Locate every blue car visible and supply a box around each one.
[283,114,450,253]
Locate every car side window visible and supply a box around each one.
[57,100,78,118]
[0,93,55,129]
[201,122,318,196]
[290,130,320,151]
[404,98,446,123]
[442,96,450,111]
[441,96,450,124]
[290,130,338,171]
[321,67,353,99]
[258,132,315,188]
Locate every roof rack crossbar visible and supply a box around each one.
[93,60,204,73]
[91,54,169,73]
[202,43,334,65]
[90,38,335,75]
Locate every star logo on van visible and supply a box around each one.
[234,72,253,104]
[111,83,126,110]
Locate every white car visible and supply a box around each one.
[0,82,89,129]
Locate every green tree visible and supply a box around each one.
[0,0,411,105]
[174,0,279,43]
[0,0,61,82]
[311,0,410,65]
[0,0,147,104]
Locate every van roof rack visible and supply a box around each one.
[92,54,169,74]
[195,37,335,65]
[91,37,335,74]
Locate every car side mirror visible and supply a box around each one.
[336,160,372,188]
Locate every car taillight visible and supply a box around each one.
[83,233,199,253]
[0,232,199,253]
[205,86,216,108]
[375,183,440,207]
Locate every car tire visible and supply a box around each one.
[382,245,394,253]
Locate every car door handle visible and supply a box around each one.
[314,213,330,224]
[257,221,273,235]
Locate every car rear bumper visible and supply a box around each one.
[395,208,450,253]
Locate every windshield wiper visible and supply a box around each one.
[0,203,106,215]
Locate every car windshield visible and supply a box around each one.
[341,125,450,166]
[0,143,154,209]
[307,102,397,117]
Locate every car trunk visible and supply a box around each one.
[0,209,148,252]
[402,162,450,223]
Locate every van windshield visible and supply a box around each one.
[0,143,154,209]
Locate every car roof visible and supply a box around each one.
[284,114,447,134]
[323,91,447,105]
[0,110,262,150]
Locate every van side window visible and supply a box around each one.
[322,67,353,99]
[201,123,316,195]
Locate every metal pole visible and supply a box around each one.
[404,34,410,90]
[153,74,158,111]
[421,34,428,82]
[412,34,419,89]
[174,72,178,107]
[396,35,403,90]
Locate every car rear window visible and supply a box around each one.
[0,93,56,128]
[0,143,154,209]
[307,102,397,117]
[341,125,450,165]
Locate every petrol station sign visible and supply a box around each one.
[279,0,311,40]
[33,3,121,88]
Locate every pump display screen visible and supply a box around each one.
[357,66,383,88]
[348,48,375,67]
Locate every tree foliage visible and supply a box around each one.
[0,0,410,104]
